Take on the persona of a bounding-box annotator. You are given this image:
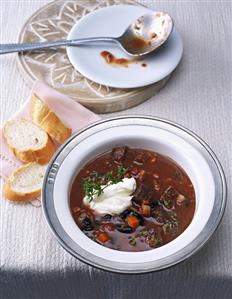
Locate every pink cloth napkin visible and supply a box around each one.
[0,81,100,203]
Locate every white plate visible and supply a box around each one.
[67,5,183,89]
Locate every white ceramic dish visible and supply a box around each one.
[67,5,183,88]
[42,116,226,273]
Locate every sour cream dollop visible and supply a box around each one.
[83,177,136,215]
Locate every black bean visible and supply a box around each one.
[82,217,91,226]
[150,201,159,210]
[116,226,133,234]
[103,214,112,221]
[119,209,131,219]
[83,226,93,231]
[132,197,142,208]
[82,217,93,231]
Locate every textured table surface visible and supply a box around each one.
[1,1,231,298]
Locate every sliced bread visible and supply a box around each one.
[3,118,56,164]
[3,162,47,202]
[30,94,72,144]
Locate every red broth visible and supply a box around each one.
[70,147,195,252]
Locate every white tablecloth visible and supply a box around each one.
[1,1,231,298]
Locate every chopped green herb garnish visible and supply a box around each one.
[162,222,171,234]
[154,237,162,245]
[141,229,149,237]
[82,166,127,202]
[135,228,149,238]
[162,215,180,235]
[173,170,182,180]
[129,238,137,246]
[163,199,172,209]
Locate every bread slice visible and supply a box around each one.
[30,94,72,144]
[3,119,56,164]
[3,162,47,202]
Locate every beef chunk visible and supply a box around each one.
[111,146,128,162]
[134,184,153,200]
[132,183,153,206]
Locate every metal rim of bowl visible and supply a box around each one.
[42,115,227,274]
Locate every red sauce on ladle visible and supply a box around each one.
[123,37,152,52]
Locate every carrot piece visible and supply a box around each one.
[127,215,139,229]
[98,232,109,243]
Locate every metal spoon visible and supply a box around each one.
[0,11,173,56]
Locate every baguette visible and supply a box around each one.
[3,119,56,164]
[31,94,72,144]
[3,162,47,202]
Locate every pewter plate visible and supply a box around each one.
[42,116,226,273]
